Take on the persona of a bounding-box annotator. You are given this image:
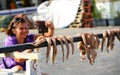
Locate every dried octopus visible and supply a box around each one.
[32,36,45,70]
[59,35,74,60]
[77,33,100,65]
[56,36,65,62]
[44,35,74,64]
[47,36,74,63]
[101,28,120,53]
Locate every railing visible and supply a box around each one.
[0,33,103,53]
[0,32,118,75]
[0,7,37,16]
[0,52,42,75]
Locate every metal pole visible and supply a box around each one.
[0,33,103,53]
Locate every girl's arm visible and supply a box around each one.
[33,21,55,41]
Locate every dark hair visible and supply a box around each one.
[6,18,25,36]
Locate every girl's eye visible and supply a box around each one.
[19,28,24,30]
[19,27,28,30]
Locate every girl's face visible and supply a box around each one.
[14,23,29,39]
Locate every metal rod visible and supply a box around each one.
[0,33,103,53]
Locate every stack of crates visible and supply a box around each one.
[82,0,93,27]
[69,0,84,28]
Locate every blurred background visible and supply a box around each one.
[0,0,120,31]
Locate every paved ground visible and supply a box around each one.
[0,26,120,75]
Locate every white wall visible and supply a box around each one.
[114,1,120,17]
[96,2,110,18]
[96,1,120,18]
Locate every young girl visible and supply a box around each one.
[0,17,54,75]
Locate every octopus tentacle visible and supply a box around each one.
[66,36,74,55]
[59,36,70,60]
[77,33,99,65]
[113,28,120,41]
[109,30,115,50]
[56,36,65,62]
[45,37,52,63]
[78,41,86,61]
[101,31,108,52]
[50,37,57,64]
